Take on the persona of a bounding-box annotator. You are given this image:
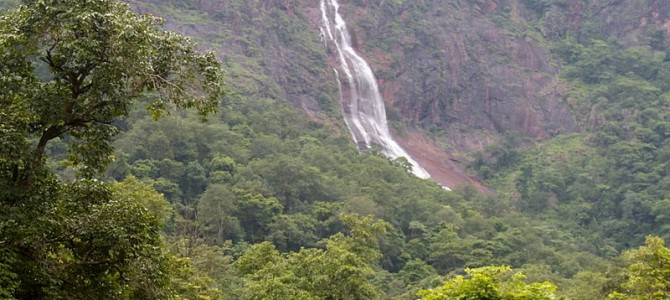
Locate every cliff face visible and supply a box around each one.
[340,0,670,152]
[125,0,670,158]
[340,1,573,152]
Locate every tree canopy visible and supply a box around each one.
[0,0,224,180]
[608,236,670,299]
[418,266,557,300]
[0,0,224,297]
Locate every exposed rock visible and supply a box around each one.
[339,1,576,154]
[395,129,490,192]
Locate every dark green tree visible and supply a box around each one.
[0,0,224,297]
[234,214,387,300]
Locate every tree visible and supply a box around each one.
[234,214,387,300]
[0,0,224,298]
[196,184,245,243]
[428,225,470,273]
[608,236,670,299]
[0,0,224,181]
[418,266,557,300]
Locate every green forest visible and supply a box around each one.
[2,0,670,299]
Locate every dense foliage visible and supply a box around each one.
[0,0,223,297]
[418,266,557,300]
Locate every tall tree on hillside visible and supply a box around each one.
[608,236,670,300]
[0,0,224,298]
[418,266,557,300]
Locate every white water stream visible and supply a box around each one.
[320,0,431,179]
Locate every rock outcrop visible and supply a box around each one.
[333,1,575,153]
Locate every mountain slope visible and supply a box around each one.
[134,1,575,144]
[3,0,670,298]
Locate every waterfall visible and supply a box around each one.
[320,0,431,179]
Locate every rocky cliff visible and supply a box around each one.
[342,0,670,151]
[342,1,574,153]
[123,0,670,186]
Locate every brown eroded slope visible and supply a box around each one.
[395,130,490,192]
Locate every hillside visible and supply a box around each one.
[121,0,670,187]
[124,0,670,295]
[123,0,575,188]
[2,0,670,299]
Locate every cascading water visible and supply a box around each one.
[320,0,431,179]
